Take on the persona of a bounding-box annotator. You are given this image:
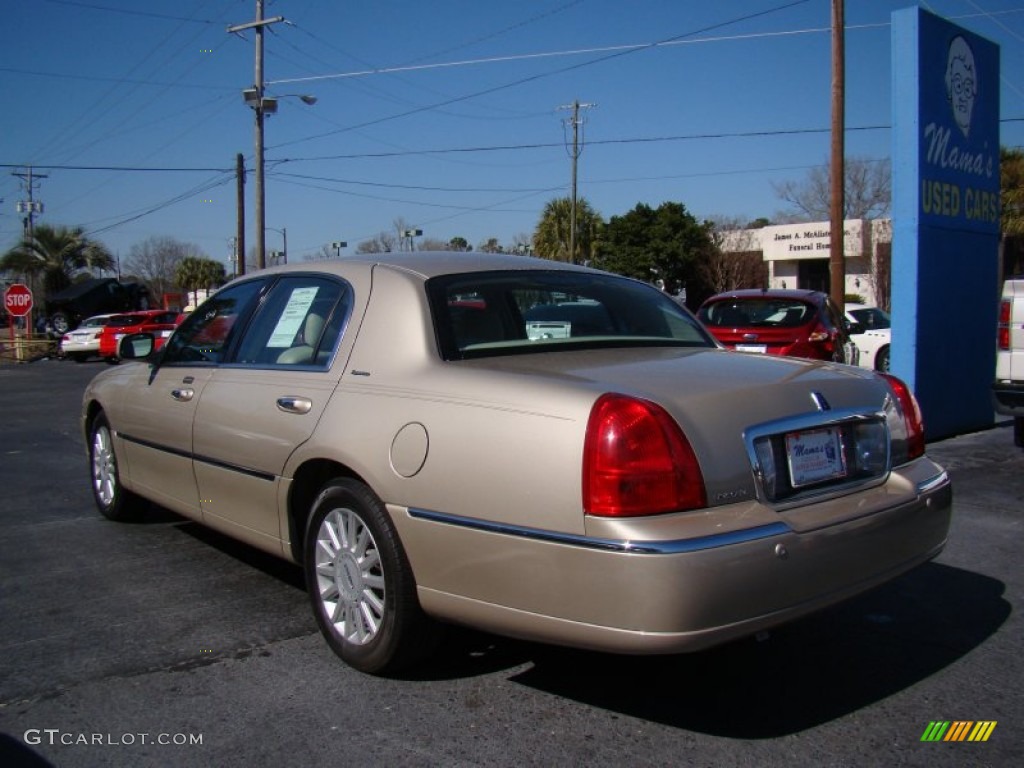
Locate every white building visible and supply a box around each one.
[719,219,892,307]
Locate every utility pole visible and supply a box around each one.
[12,166,46,240]
[228,1,285,271]
[558,100,595,264]
[235,153,246,276]
[829,0,846,311]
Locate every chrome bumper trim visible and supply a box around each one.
[407,507,791,555]
[917,469,950,496]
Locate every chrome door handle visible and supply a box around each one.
[277,396,312,414]
[171,388,194,402]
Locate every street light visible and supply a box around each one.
[239,87,314,270]
[267,226,287,265]
[401,229,422,252]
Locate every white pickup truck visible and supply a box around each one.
[995,277,1024,447]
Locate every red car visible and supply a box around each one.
[697,289,858,365]
[99,310,180,363]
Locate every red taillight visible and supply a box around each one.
[880,373,926,461]
[583,394,706,517]
[807,323,835,351]
[998,299,1011,350]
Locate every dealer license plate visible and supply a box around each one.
[785,427,846,487]
[735,344,767,353]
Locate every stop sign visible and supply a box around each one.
[4,283,34,317]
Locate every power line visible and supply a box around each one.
[39,0,221,24]
[0,66,235,91]
[267,0,815,151]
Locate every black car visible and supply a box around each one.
[45,278,150,335]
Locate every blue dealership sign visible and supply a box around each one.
[891,8,1000,438]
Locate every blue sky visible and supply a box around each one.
[1,0,1022,270]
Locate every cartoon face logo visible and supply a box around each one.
[945,35,976,138]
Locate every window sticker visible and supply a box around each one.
[267,286,319,348]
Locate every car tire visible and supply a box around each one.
[51,312,72,335]
[304,478,438,675]
[88,412,145,521]
[876,346,890,373]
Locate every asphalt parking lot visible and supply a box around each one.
[0,359,1021,767]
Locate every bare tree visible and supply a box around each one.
[417,237,450,251]
[302,245,337,261]
[703,216,768,292]
[509,232,533,254]
[356,232,397,254]
[773,156,891,222]
[124,236,202,305]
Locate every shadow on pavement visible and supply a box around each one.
[505,562,1008,737]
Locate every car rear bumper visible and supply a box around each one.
[993,382,1024,416]
[401,466,952,655]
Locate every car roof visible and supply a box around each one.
[702,288,826,304]
[107,310,166,322]
[231,252,592,283]
[46,278,119,302]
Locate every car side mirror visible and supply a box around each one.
[119,332,156,360]
[845,320,864,335]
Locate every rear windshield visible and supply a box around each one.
[81,316,113,327]
[698,298,814,328]
[427,270,714,360]
[849,307,890,329]
[107,314,146,327]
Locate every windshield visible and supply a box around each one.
[427,270,714,360]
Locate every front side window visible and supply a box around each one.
[161,280,264,365]
[428,270,713,360]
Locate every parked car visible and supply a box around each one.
[59,314,117,362]
[845,304,892,373]
[697,289,859,365]
[97,310,179,363]
[45,278,151,336]
[83,254,951,675]
[994,277,1024,447]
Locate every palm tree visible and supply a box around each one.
[1,224,114,295]
[175,256,226,307]
[532,197,603,263]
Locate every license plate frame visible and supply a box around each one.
[735,344,767,354]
